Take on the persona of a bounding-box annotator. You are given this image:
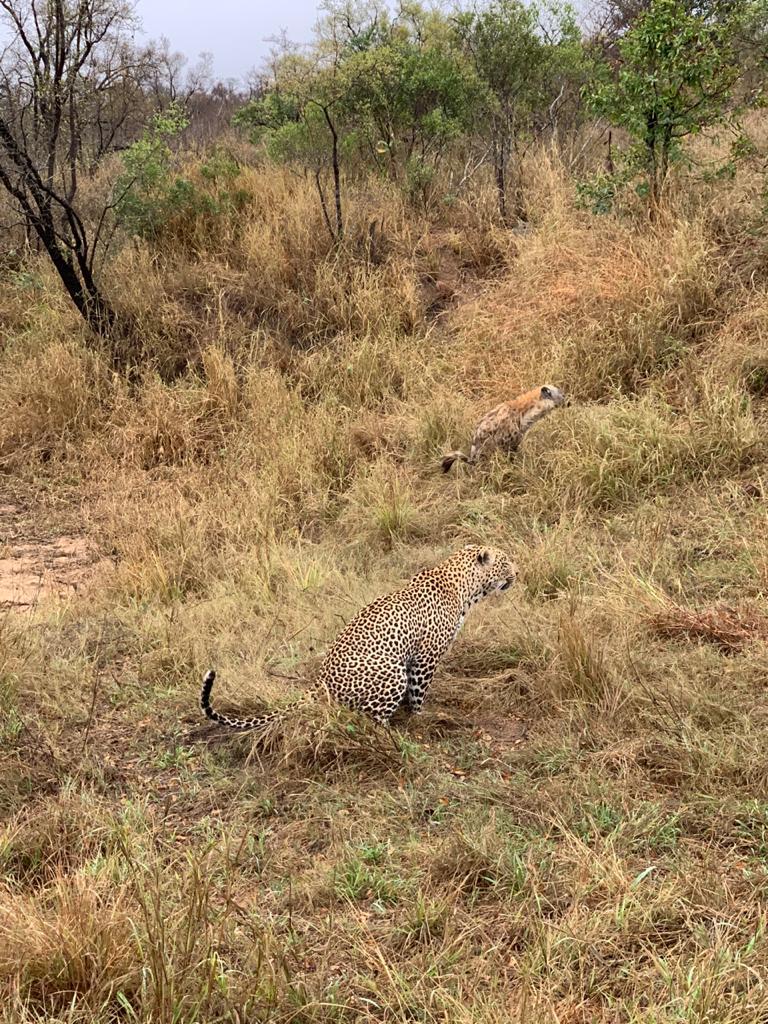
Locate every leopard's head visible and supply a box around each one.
[458,544,518,601]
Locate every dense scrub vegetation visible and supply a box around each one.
[2,0,768,1021]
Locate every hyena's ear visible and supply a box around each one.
[476,548,493,566]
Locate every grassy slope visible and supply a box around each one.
[1,144,768,1023]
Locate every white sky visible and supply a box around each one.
[134,0,324,82]
[132,0,592,85]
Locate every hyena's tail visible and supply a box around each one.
[201,669,291,730]
[441,450,470,473]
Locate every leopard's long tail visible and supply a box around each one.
[201,670,298,730]
[441,449,470,473]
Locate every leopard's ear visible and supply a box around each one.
[476,548,493,566]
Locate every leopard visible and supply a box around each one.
[200,544,517,730]
[441,384,567,473]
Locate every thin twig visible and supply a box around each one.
[81,672,101,755]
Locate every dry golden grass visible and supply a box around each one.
[2,138,768,1023]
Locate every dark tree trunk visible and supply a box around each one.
[49,244,116,337]
[656,125,673,214]
[314,168,336,244]
[332,138,343,240]
[324,107,343,240]
[645,113,661,220]
[313,103,344,242]
[605,130,615,175]
[0,114,117,343]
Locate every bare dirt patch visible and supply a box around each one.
[0,502,107,610]
[472,712,529,750]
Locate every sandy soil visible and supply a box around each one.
[0,502,106,610]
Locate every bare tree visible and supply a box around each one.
[584,0,653,64]
[145,38,213,109]
[186,80,248,147]
[0,0,153,340]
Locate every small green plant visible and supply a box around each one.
[115,110,246,244]
[405,155,437,209]
[394,893,450,949]
[0,706,22,744]
[357,840,389,865]
[395,734,423,764]
[574,802,623,842]
[114,103,191,238]
[371,477,420,547]
[734,801,768,860]
[334,850,404,905]
[153,744,196,771]
[646,811,682,854]
[575,169,630,215]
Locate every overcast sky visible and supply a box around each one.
[134,1,593,85]
[134,0,323,82]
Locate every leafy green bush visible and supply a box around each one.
[587,0,742,214]
[575,170,630,215]
[115,107,246,240]
[114,104,192,238]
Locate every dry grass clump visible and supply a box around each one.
[0,793,113,887]
[429,809,544,897]
[0,340,110,464]
[649,602,768,653]
[707,290,768,397]
[0,831,303,1023]
[451,205,718,402]
[336,461,436,548]
[296,326,437,409]
[99,346,253,470]
[215,697,411,776]
[112,167,431,368]
[0,260,85,354]
[551,611,623,709]
[0,876,138,1013]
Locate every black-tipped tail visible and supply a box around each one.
[199,668,284,731]
[201,669,217,719]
